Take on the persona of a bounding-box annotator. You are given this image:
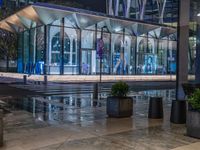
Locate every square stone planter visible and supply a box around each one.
[187,110,200,139]
[107,96,133,118]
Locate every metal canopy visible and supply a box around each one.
[0,2,176,38]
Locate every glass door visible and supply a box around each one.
[81,50,96,75]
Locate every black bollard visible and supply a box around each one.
[44,75,48,85]
[170,100,186,124]
[148,97,163,119]
[23,75,27,84]
[93,83,98,99]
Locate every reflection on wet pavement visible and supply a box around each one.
[1,87,200,150]
[3,90,175,124]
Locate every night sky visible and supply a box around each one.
[77,0,106,13]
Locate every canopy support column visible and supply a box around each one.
[176,0,190,100]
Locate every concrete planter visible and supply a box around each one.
[107,96,133,118]
[187,110,200,139]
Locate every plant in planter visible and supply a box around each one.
[107,81,133,118]
[187,88,200,139]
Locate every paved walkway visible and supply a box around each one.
[172,142,200,150]
[0,88,199,150]
[0,72,177,84]
[0,76,198,150]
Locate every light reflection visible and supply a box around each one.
[4,89,175,124]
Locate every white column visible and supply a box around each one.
[115,0,119,16]
[157,0,167,24]
[108,0,113,15]
[125,0,131,18]
[160,0,166,23]
[140,0,147,20]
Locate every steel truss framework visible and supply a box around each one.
[0,3,176,36]
[107,0,178,25]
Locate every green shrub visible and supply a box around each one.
[111,81,129,97]
[188,88,200,111]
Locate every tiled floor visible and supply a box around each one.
[0,84,199,150]
[172,142,200,150]
[2,110,199,150]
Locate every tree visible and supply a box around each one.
[0,8,17,71]
[0,30,17,60]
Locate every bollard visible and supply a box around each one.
[148,97,163,119]
[23,75,27,84]
[93,83,98,99]
[0,109,3,147]
[44,75,48,85]
[170,100,186,124]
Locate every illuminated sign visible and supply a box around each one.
[97,38,104,59]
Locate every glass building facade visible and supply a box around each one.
[1,0,36,10]
[0,3,177,76]
[188,0,200,75]
[107,0,178,26]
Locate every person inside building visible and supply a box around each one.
[82,62,88,75]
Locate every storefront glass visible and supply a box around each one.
[23,30,30,74]
[36,26,45,75]
[17,18,177,76]
[17,32,23,73]
[64,28,80,74]
[48,26,61,74]
[97,31,111,75]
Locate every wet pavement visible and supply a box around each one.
[0,82,199,150]
[1,81,175,96]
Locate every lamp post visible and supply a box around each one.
[97,26,106,99]
[98,26,107,83]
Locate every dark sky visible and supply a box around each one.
[77,0,106,13]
